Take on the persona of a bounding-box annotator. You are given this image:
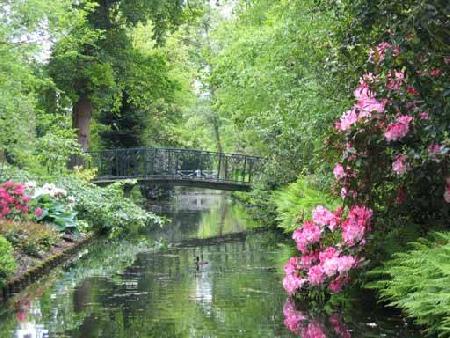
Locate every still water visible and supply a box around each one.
[0,188,421,337]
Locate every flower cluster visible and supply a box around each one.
[0,181,30,219]
[283,204,372,295]
[334,42,449,206]
[283,299,351,338]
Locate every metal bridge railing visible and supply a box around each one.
[88,147,263,185]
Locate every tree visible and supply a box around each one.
[48,0,185,151]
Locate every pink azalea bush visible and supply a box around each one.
[0,181,30,219]
[283,204,371,295]
[283,41,448,300]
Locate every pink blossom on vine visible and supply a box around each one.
[333,163,345,180]
[392,154,408,175]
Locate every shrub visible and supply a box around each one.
[273,176,339,233]
[0,235,16,286]
[0,220,59,257]
[56,176,163,235]
[367,232,450,337]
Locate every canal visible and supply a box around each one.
[0,188,421,337]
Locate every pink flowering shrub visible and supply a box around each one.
[0,181,30,219]
[283,42,448,299]
[332,42,448,224]
[283,204,371,296]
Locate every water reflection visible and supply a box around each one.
[283,299,351,338]
[0,188,422,337]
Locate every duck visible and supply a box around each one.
[195,256,208,270]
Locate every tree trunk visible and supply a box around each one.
[73,95,93,152]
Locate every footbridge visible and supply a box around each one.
[89,147,263,191]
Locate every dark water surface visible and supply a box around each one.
[0,188,421,337]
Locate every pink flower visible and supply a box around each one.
[419,111,430,120]
[319,246,340,262]
[328,276,349,293]
[339,109,358,131]
[430,68,442,77]
[34,207,44,218]
[284,257,300,275]
[341,205,372,246]
[337,256,356,273]
[392,154,408,175]
[307,264,326,285]
[292,221,322,253]
[355,96,385,115]
[406,86,419,96]
[300,252,319,269]
[333,163,345,180]
[428,144,442,155]
[322,257,340,277]
[312,205,337,228]
[283,274,306,295]
[370,42,395,63]
[301,321,327,338]
[384,115,414,141]
[386,70,405,90]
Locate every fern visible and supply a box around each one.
[272,176,339,232]
[368,232,450,337]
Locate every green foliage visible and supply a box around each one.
[0,221,59,257]
[367,232,450,337]
[0,235,16,286]
[33,195,78,233]
[209,0,348,184]
[56,177,163,236]
[273,176,340,233]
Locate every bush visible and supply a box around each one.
[0,220,59,257]
[273,176,339,233]
[367,232,450,337]
[0,235,16,286]
[56,176,163,235]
